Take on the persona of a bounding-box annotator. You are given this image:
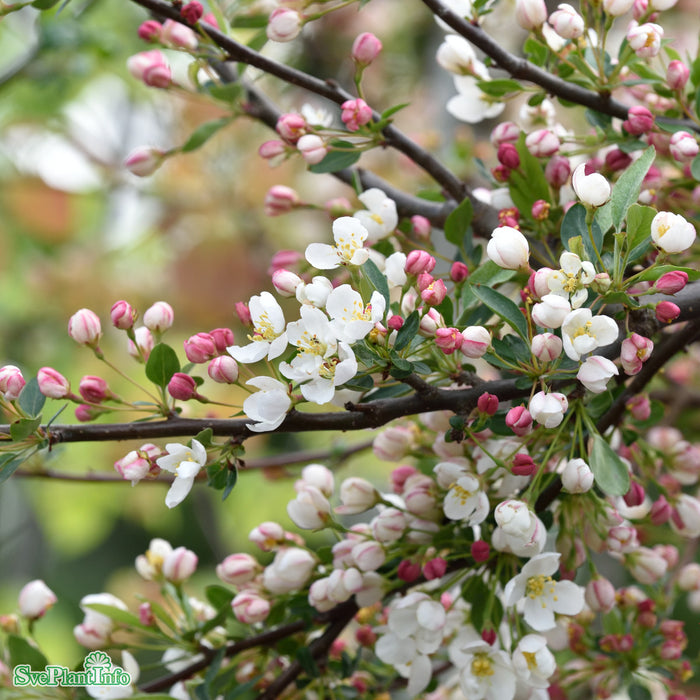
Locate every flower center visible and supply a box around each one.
[657,222,670,238]
[250,313,278,342]
[335,233,363,263]
[471,652,494,677]
[452,483,474,504]
[572,320,593,340]
[298,331,327,357]
[522,650,538,670]
[526,574,557,605]
[370,213,384,225]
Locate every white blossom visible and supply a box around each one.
[443,474,489,524]
[447,75,506,124]
[353,189,398,243]
[547,252,595,308]
[561,308,618,361]
[305,216,370,269]
[228,291,288,363]
[156,440,207,509]
[457,641,516,700]
[243,377,291,432]
[650,211,696,254]
[325,285,386,343]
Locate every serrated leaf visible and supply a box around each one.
[470,284,528,341]
[610,146,655,232]
[589,433,630,497]
[309,141,361,174]
[8,634,49,670]
[394,311,420,352]
[145,344,181,388]
[222,465,238,501]
[18,377,45,417]
[362,259,390,312]
[181,118,230,153]
[444,196,473,247]
[10,417,41,442]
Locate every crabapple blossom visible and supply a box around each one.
[443,475,489,524]
[548,4,584,39]
[457,641,517,700]
[447,75,506,124]
[532,294,572,329]
[561,308,618,361]
[162,547,198,583]
[207,355,239,383]
[621,333,654,375]
[262,547,316,594]
[504,552,584,631]
[18,580,57,620]
[626,546,669,584]
[340,98,372,131]
[506,405,533,436]
[74,593,128,650]
[577,355,619,393]
[0,365,25,400]
[352,32,382,65]
[561,458,595,493]
[228,292,288,363]
[515,0,547,29]
[335,477,379,515]
[622,105,655,135]
[531,333,562,362]
[667,60,690,90]
[156,439,207,508]
[525,129,560,157]
[325,285,386,344]
[124,146,166,176]
[160,19,198,50]
[650,211,696,254]
[266,7,302,42]
[127,50,171,88]
[37,367,71,399]
[306,216,370,269]
[547,252,595,308]
[249,522,285,551]
[287,484,332,529]
[216,553,261,587]
[110,300,137,329]
[513,634,556,688]
[529,391,568,428]
[461,326,491,358]
[297,134,327,164]
[656,300,681,323]
[232,591,270,624]
[670,131,699,162]
[128,326,155,360]
[436,34,485,76]
[353,188,398,243]
[671,494,700,537]
[627,22,663,58]
[68,308,102,348]
[655,270,688,294]
[143,301,173,332]
[371,507,407,543]
[486,226,530,270]
[242,377,291,432]
[602,0,635,14]
[572,164,611,206]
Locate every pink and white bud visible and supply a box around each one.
[162,546,198,583]
[572,164,611,207]
[667,60,690,91]
[127,50,172,88]
[297,134,327,164]
[68,308,102,348]
[287,484,331,529]
[627,22,663,58]
[405,250,436,276]
[373,426,414,460]
[602,0,635,14]
[0,365,25,401]
[656,300,681,323]
[137,20,162,42]
[627,546,668,584]
[655,270,688,295]
[529,390,568,428]
[423,557,447,581]
[626,394,651,420]
[79,375,109,403]
[651,495,672,525]
[545,155,571,188]
[548,3,584,39]
[487,226,530,270]
[491,121,520,147]
[607,525,639,554]
[420,278,447,306]
[461,326,491,358]
[529,267,554,299]
[209,328,234,354]
[143,301,174,332]
[622,105,655,135]
[249,521,285,551]
[184,332,217,364]
[276,113,307,143]
[531,199,550,221]
[577,355,619,393]
[266,7,302,42]
[352,540,386,572]
[139,602,155,626]
[450,261,469,282]
[506,405,533,436]
[605,148,632,172]
[264,185,300,216]
[670,131,699,162]
[621,333,654,375]
[435,327,464,355]
[167,373,197,401]
[525,129,560,157]
[208,356,239,384]
[678,563,700,591]
[180,1,203,23]
[410,214,431,239]
[532,294,571,328]
[161,19,198,50]
[515,0,547,29]
[497,143,520,169]
[18,580,57,620]
[128,326,155,360]
[371,507,407,543]
[585,577,616,613]
[125,146,166,176]
[623,481,646,507]
[512,453,537,476]
[37,367,71,399]
[114,449,152,484]
[232,591,270,624]
[671,494,700,538]
[391,464,418,493]
[335,477,379,515]
[263,547,316,594]
[216,553,261,586]
[495,499,533,537]
[352,32,382,66]
[298,464,335,497]
[531,333,562,362]
[258,139,287,161]
[651,211,696,254]
[341,98,373,132]
[477,392,499,415]
[418,307,444,335]
[561,458,595,493]
[110,300,137,330]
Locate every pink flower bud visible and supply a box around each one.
[110,300,137,330]
[266,7,302,42]
[548,3,584,39]
[139,602,155,626]
[352,32,382,66]
[655,270,688,295]
[650,495,672,525]
[572,163,611,207]
[272,269,302,297]
[249,521,285,551]
[162,546,198,583]
[621,333,654,375]
[667,60,690,90]
[235,302,252,326]
[143,301,174,332]
[184,332,217,363]
[216,553,261,586]
[491,165,511,182]
[125,146,166,176]
[297,134,327,164]
[138,20,162,42]
[418,307,444,335]
[506,406,533,437]
[387,315,404,331]
[79,376,109,403]
[114,449,153,483]
[626,394,651,420]
[627,22,663,58]
[656,300,681,323]
[622,105,655,135]
[258,139,287,160]
[208,356,239,384]
[410,215,431,239]
[420,278,447,306]
[275,113,307,143]
[531,199,550,221]
[127,50,172,88]
[208,327,234,354]
[525,128,560,157]
[202,12,218,28]
[531,332,562,362]
[477,392,499,415]
[585,577,616,613]
[68,308,102,348]
[161,19,198,50]
[37,367,71,399]
[397,559,421,582]
[324,197,353,218]
[490,121,520,146]
[512,453,537,476]
[74,403,101,423]
[602,0,635,16]
[341,98,373,132]
[623,481,646,507]
[497,142,520,169]
[180,1,203,23]
[168,373,197,400]
[264,185,300,216]
[515,0,547,29]
[18,580,57,620]
[232,591,270,624]
[471,539,490,562]
[450,261,469,282]
[678,563,700,591]
[461,326,491,358]
[605,148,632,172]
[128,326,155,361]
[545,154,571,188]
[0,365,25,401]
[405,250,437,275]
[423,557,447,581]
[670,131,699,162]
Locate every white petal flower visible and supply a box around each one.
[571,163,611,207]
[547,252,595,308]
[503,552,584,631]
[447,75,506,124]
[512,634,556,688]
[156,440,207,509]
[561,308,618,361]
[437,34,488,77]
[528,391,568,428]
[243,377,291,432]
[353,189,398,244]
[577,355,619,393]
[326,285,386,343]
[296,276,334,307]
[228,291,288,363]
[457,641,517,700]
[305,216,370,269]
[650,211,696,254]
[443,475,490,524]
[287,484,331,529]
[487,226,530,271]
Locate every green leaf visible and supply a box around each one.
[389,352,413,379]
[585,109,613,130]
[589,433,630,497]
[625,203,656,262]
[205,585,235,609]
[470,284,528,341]
[508,133,551,216]
[8,634,49,670]
[444,196,473,247]
[222,465,238,501]
[181,118,230,153]
[0,454,26,486]
[18,377,45,417]
[195,427,214,447]
[691,154,700,182]
[10,417,41,442]
[31,0,61,8]
[380,103,410,120]
[296,646,320,677]
[628,684,652,700]
[230,14,268,28]
[561,203,603,263]
[524,37,549,66]
[207,82,243,104]
[394,311,420,352]
[610,146,655,232]
[145,344,181,388]
[468,260,515,286]
[309,141,361,174]
[84,604,152,630]
[362,258,390,312]
[633,265,700,283]
[476,78,522,97]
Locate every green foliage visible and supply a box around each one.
[589,434,631,497]
[182,119,232,153]
[362,258,391,311]
[443,196,473,247]
[18,378,46,417]
[469,283,528,341]
[610,146,655,232]
[145,344,181,389]
[309,141,362,173]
